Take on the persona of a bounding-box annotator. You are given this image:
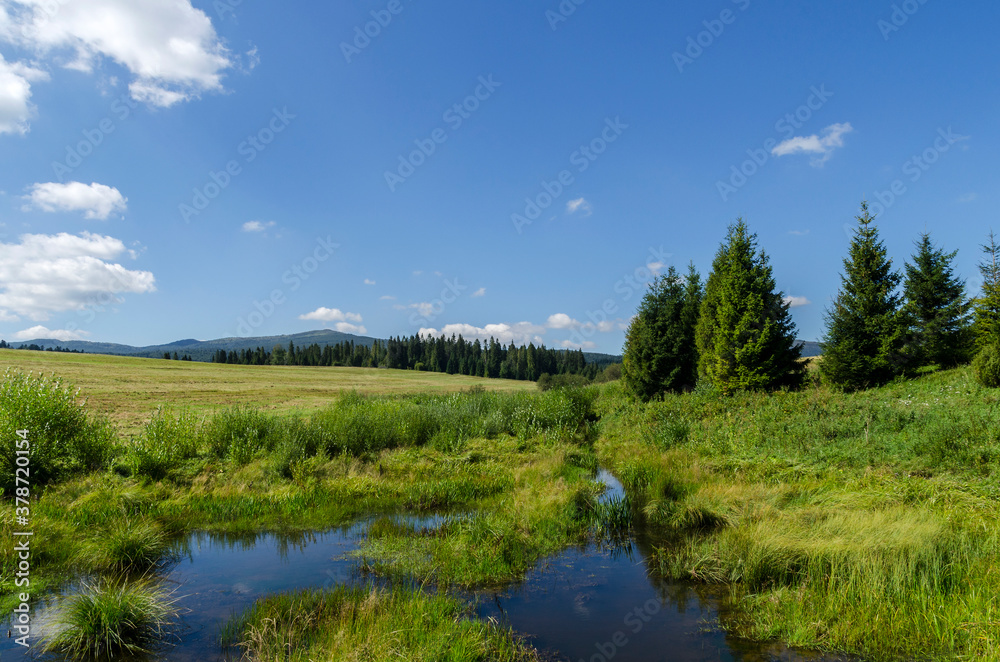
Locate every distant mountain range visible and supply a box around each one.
[3,329,820,363]
[3,329,636,364]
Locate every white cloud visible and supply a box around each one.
[0,53,48,135]
[566,197,591,215]
[23,181,126,219]
[379,295,396,301]
[546,313,580,330]
[772,122,854,166]
[241,220,275,233]
[788,229,810,236]
[363,279,376,286]
[299,307,363,323]
[13,325,89,341]
[958,193,977,204]
[647,261,666,275]
[0,231,155,321]
[420,322,546,346]
[784,296,811,309]
[471,287,486,298]
[560,339,597,350]
[333,322,367,335]
[1,0,233,108]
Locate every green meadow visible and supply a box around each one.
[2,349,999,660]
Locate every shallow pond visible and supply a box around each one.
[1,474,850,661]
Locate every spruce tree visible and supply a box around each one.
[621,264,702,400]
[820,202,906,391]
[695,219,803,394]
[901,233,973,367]
[974,230,1000,348]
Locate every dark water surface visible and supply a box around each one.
[1,474,849,662]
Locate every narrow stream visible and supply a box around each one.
[1,473,851,662]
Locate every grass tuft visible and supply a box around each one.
[41,578,177,660]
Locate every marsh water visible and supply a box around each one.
[1,473,850,662]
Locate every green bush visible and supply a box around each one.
[128,408,199,480]
[201,406,280,464]
[0,370,116,492]
[972,344,1000,387]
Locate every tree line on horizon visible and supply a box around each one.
[622,201,1000,399]
[208,334,612,382]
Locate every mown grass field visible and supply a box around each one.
[0,349,532,434]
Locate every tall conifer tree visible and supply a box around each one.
[974,230,1000,348]
[821,202,907,390]
[901,233,973,367]
[696,220,803,394]
[622,264,702,400]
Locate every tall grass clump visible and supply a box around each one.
[92,519,171,573]
[202,405,281,464]
[41,579,177,660]
[128,407,200,479]
[0,369,115,492]
[226,585,541,662]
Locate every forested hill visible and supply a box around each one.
[0,330,624,382]
[209,335,617,382]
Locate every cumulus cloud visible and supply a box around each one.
[332,322,367,335]
[0,53,48,135]
[363,279,376,286]
[560,339,597,350]
[1,0,233,108]
[471,287,486,298]
[241,220,275,233]
[772,122,854,166]
[784,296,811,308]
[546,313,580,330]
[0,232,155,321]
[23,181,126,219]
[647,261,667,276]
[13,325,89,341]
[419,322,546,347]
[379,295,396,301]
[566,198,592,215]
[299,307,363,323]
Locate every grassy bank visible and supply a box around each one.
[596,367,1000,660]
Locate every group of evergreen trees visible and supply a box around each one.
[623,219,804,399]
[823,203,1000,390]
[0,340,84,354]
[623,202,1000,400]
[210,335,607,382]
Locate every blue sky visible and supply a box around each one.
[0,0,997,354]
